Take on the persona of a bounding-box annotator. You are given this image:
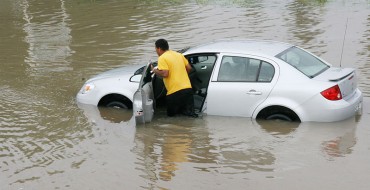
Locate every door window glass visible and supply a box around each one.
[218,56,274,82]
[188,55,216,65]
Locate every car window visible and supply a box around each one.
[258,61,275,82]
[188,55,216,65]
[276,46,329,78]
[186,54,217,94]
[142,63,155,87]
[218,56,275,82]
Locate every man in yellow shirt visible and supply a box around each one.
[151,39,197,117]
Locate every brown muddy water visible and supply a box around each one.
[1,0,370,189]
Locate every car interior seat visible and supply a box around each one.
[218,62,233,81]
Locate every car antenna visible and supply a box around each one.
[339,18,349,68]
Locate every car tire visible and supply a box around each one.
[99,94,133,109]
[257,106,300,122]
[106,101,129,109]
[266,113,293,121]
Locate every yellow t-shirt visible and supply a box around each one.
[158,50,192,95]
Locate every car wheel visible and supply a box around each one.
[257,106,301,122]
[99,94,133,109]
[106,101,129,109]
[266,113,293,121]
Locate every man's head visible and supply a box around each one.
[155,39,169,56]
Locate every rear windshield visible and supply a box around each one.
[276,47,329,78]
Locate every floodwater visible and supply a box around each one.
[0,0,369,189]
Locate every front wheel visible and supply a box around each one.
[99,94,133,109]
[106,101,130,109]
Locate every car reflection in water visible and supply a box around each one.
[319,119,357,160]
[76,103,136,141]
[256,118,357,161]
[77,103,134,124]
[77,103,358,184]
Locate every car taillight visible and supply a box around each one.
[321,85,342,101]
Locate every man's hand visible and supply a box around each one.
[151,64,158,74]
[150,64,155,72]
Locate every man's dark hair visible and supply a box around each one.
[155,39,169,51]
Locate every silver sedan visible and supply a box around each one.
[77,40,363,123]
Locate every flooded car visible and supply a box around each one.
[76,64,143,108]
[134,40,363,123]
[77,40,363,123]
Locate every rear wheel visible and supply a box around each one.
[257,106,300,122]
[266,113,293,121]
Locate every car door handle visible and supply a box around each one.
[246,90,262,95]
[201,66,207,70]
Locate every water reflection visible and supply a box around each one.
[318,119,357,160]
[77,103,135,128]
[68,96,362,189]
[128,114,358,184]
[256,120,299,136]
[132,117,217,183]
[98,107,133,123]
[284,0,326,48]
[21,0,73,73]
[357,13,370,96]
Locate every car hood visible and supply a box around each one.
[87,64,143,82]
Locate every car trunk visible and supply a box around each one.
[313,67,357,99]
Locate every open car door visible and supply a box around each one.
[133,61,155,124]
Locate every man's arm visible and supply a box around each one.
[151,64,169,78]
[185,63,192,73]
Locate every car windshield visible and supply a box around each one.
[276,47,329,78]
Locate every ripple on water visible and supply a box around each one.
[0,85,91,184]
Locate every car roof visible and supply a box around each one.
[184,39,293,57]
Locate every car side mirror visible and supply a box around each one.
[134,66,145,75]
[129,74,141,83]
